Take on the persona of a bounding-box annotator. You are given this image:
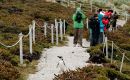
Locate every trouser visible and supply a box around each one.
[89,29,92,41]
[90,33,99,46]
[99,32,104,44]
[73,28,83,46]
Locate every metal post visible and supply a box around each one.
[60,19,63,41]
[126,12,127,22]
[19,33,23,64]
[63,20,66,35]
[51,24,54,44]
[90,0,92,12]
[111,41,114,63]
[120,53,125,73]
[32,20,35,44]
[56,22,59,45]
[44,22,47,37]
[86,18,88,29]
[95,7,97,13]
[67,0,70,7]
[105,37,108,59]
[29,25,33,54]
[80,3,82,8]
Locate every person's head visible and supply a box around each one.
[114,11,117,14]
[108,9,113,13]
[94,14,98,19]
[98,9,102,13]
[76,7,81,13]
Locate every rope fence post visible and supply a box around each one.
[32,20,36,44]
[44,22,47,37]
[67,0,70,7]
[51,24,54,44]
[111,41,114,63]
[105,37,108,59]
[19,33,23,64]
[29,25,33,54]
[55,21,59,45]
[120,53,125,73]
[63,20,66,35]
[125,12,128,22]
[95,7,97,13]
[103,32,106,53]
[86,18,88,29]
[80,3,82,8]
[60,19,63,41]
[90,0,92,12]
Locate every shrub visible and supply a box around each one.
[87,45,107,63]
[0,60,20,80]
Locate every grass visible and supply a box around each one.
[0,0,74,79]
[18,60,38,80]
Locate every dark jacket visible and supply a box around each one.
[89,17,100,35]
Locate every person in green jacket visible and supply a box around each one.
[72,7,86,47]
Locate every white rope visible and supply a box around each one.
[36,22,42,27]
[0,38,21,48]
[125,55,130,62]
[23,30,30,38]
[113,43,123,54]
[23,25,33,38]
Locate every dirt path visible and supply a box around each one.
[28,36,90,80]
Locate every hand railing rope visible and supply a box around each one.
[0,38,20,48]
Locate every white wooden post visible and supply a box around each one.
[44,22,47,37]
[19,33,23,64]
[63,20,66,35]
[95,7,97,13]
[32,20,35,44]
[29,25,33,54]
[103,42,105,53]
[80,3,82,8]
[51,24,54,44]
[60,19,63,41]
[67,0,70,6]
[111,41,114,63]
[86,18,88,29]
[55,19,57,28]
[120,53,125,73]
[126,12,128,22]
[105,37,108,59]
[56,22,59,45]
[90,0,92,12]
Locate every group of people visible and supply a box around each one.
[72,7,118,47]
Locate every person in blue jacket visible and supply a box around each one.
[98,9,104,44]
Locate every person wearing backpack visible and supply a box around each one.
[98,9,105,44]
[89,14,100,46]
[72,7,86,47]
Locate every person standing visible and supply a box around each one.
[111,12,118,31]
[89,14,100,46]
[98,9,105,44]
[72,7,86,47]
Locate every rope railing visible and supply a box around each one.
[35,19,66,45]
[103,36,130,73]
[0,38,20,48]
[0,20,35,64]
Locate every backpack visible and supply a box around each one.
[75,12,82,23]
